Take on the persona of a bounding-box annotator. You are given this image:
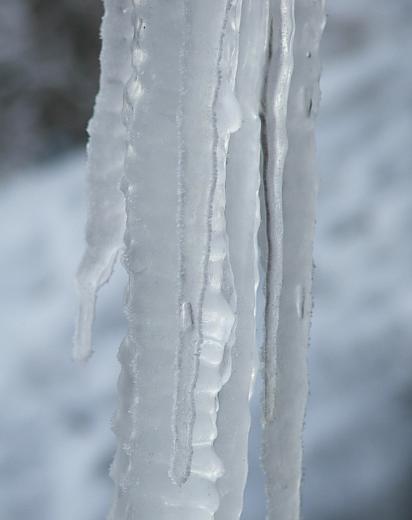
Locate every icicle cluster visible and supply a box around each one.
[75,0,325,519]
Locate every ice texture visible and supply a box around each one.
[214,1,269,518]
[75,0,325,518]
[74,0,131,361]
[261,0,295,425]
[262,2,326,519]
[171,0,241,488]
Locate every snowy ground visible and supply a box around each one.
[1,1,412,519]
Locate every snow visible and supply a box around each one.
[1,0,412,519]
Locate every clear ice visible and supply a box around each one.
[75,0,325,518]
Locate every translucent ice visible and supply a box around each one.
[262,2,326,519]
[74,0,131,361]
[75,0,325,518]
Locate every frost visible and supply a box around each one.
[75,0,325,518]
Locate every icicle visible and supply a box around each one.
[107,1,242,518]
[262,1,326,519]
[214,1,269,518]
[262,0,296,424]
[75,0,325,518]
[171,0,242,487]
[73,0,131,361]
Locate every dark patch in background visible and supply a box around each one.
[0,0,102,170]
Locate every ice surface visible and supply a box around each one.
[108,2,243,517]
[262,2,325,519]
[4,1,412,520]
[171,0,241,488]
[261,0,295,425]
[214,1,269,518]
[75,0,324,518]
[74,0,131,361]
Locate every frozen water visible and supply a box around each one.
[262,2,325,519]
[2,0,411,520]
[74,0,131,361]
[77,0,324,518]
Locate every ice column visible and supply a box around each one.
[261,1,326,519]
[75,0,325,519]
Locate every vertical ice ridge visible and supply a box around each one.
[108,2,147,518]
[170,0,195,487]
[171,0,242,489]
[214,1,270,517]
[189,1,243,514]
[108,337,139,520]
[202,0,242,392]
[193,0,243,494]
[263,0,296,423]
[197,0,235,357]
[74,0,132,361]
[262,2,325,520]
[118,0,146,500]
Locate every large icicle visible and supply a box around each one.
[109,1,241,518]
[262,1,326,519]
[171,0,242,487]
[74,0,131,361]
[75,1,325,518]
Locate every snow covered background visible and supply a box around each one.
[1,1,411,518]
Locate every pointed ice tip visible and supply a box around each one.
[169,451,191,487]
[72,325,94,363]
[72,339,94,363]
[72,293,96,363]
[169,467,189,488]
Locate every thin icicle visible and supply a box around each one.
[170,0,195,486]
[74,0,131,361]
[108,4,147,517]
[214,1,269,518]
[263,0,296,423]
[262,1,326,519]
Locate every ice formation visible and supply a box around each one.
[75,0,325,518]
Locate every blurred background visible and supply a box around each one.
[1,1,411,519]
